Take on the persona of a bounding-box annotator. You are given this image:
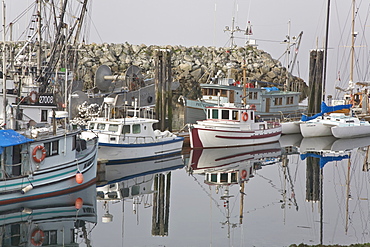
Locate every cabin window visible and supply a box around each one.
[132,185,140,196]
[231,173,237,182]
[122,125,130,134]
[16,109,23,120]
[232,111,238,120]
[221,110,229,120]
[108,124,119,132]
[132,124,141,134]
[44,140,59,157]
[12,145,22,176]
[72,135,76,151]
[286,96,294,105]
[88,122,95,130]
[11,224,20,246]
[220,173,228,183]
[250,111,254,120]
[274,97,282,105]
[122,188,130,197]
[210,174,217,182]
[43,230,58,245]
[97,123,106,130]
[41,110,48,122]
[253,92,258,99]
[220,89,227,97]
[211,109,218,119]
[248,92,253,99]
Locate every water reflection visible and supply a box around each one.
[186,142,282,238]
[96,154,184,237]
[0,184,97,246]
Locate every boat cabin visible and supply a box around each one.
[87,118,161,144]
[206,105,255,123]
[204,166,253,186]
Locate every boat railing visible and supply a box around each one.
[266,121,281,128]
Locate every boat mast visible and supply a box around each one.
[322,0,331,102]
[350,0,355,93]
[36,0,42,78]
[284,20,291,92]
[2,0,6,129]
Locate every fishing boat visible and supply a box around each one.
[0,123,98,205]
[188,103,282,149]
[0,1,98,205]
[85,98,184,165]
[180,21,305,124]
[0,183,97,246]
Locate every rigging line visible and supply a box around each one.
[190,174,226,216]
[6,2,36,28]
[84,2,103,44]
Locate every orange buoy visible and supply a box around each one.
[32,145,47,163]
[242,112,248,122]
[76,172,84,184]
[75,197,83,209]
[30,229,45,246]
[241,170,247,179]
[29,91,38,103]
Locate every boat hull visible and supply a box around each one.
[189,125,281,148]
[97,137,184,164]
[0,148,97,205]
[300,122,333,137]
[331,125,370,138]
[281,121,301,134]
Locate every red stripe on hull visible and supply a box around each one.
[0,178,97,205]
[190,128,203,148]
[215,131,281,139]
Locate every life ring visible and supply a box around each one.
[32,145,46,163]
[31,229,45,246]
[242,112,248,122]
[241,170,247,179]
[29,91,38,103]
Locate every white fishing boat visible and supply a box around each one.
[188,103,281,149]
[86,98,184,164]
[0,183,97,246]
[180,22,306,124]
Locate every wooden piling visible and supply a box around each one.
[154,49,172,131]
[308,49,324,114]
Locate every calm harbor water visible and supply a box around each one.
[4,134,370,247]
[88,134,370,247]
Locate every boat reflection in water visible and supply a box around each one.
[186,142,282,238]
[96,154,184,236]
[286,134,370,245]
[0,184,97,246]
